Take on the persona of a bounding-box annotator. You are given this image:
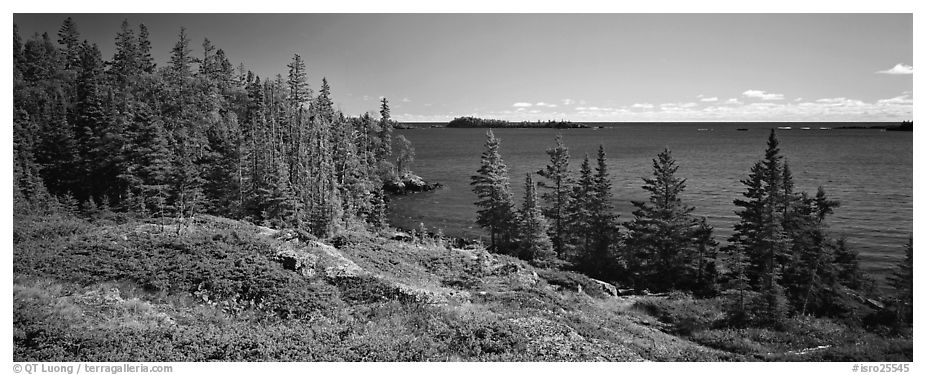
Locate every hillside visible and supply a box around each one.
[13,212,910,361]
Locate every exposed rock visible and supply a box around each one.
[383,172,442,195]
[588,278,620,297]
[272,241,318,278]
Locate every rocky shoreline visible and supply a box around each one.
[383,172,443,195]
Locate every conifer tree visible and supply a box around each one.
[137,24,155,74]
[537,135,572,257]
[57,17,81,70]
[471,130,517,253]
[567,154,594,265]
[590,145,619,277]
[623,148,699,291]
[518,173,557,266]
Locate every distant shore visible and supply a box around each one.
[397,120,911,131]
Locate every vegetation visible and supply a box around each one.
[447,116,588,128]
[14,18,401,240]
[14,17,911,362]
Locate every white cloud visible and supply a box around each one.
[877,94,913,105]
[512,102,533,108]
[699,97,719,102]
[401,97,411,103]
[743,90,785,101]
[562,98,575,105]
[876,63,913,75]
[535,102,558,108]
[631,103,654,109]
[725,98,742,105]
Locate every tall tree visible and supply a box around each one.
[57,17,81,70]
[537,135,572,257]
[623,148,699,292]
[471,130,517,253]
[518,173,557,266]
[137,24,155,73]
[566,154,594,265]
[590,144,619,277]
[728,129,791,325]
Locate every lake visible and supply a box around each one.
[388,123,912,281]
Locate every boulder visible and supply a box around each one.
[272,241,318,278]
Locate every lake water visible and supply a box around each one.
[388,123,912,280]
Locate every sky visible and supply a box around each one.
[14,13,913,122]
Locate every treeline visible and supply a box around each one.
[13,18,416,236]
[448,116,588,128]
[471,129,913,328]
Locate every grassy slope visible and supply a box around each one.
[12,213,910,361]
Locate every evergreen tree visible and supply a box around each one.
[537,135,572,257]
[728,130,791,325]
[518,173,557,266]
[137,24,155,73]
[111,19,139,85]
[57,17,81,70]
[623,148,699,291]
[590,145,619,278]
[567,154,594,266]
[471,130,517,253]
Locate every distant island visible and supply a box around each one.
[446,116,589,129]
[835,120,912,131]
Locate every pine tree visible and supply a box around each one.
[518,173,557,266]
[590,145,619,278]
[567,154,594,266]
[137,24,155,73]
[693,217,720,296]
[537,134,572,257]
[471,130,517,253]
[57,17,81,70]
[729,130,791,325]
[623,148,699,291]
[111,19,139,85]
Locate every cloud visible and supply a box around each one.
[742,90,785,101]
[631,103,654,109]
[512,102,533,108]
[725,98,742,105]
[877,94,913,105]
[699,97,719,102]
[535,102,558,108]
[876,63,913,75]
[401,97,411,103]
[562,98,575,105]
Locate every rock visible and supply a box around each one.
[588,278,620,297]
[272,241,318,278]
[383,172,442,195]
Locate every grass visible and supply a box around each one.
[12,211,913,361]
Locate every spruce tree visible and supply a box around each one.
[590,145,619,278]
[537,134,572,257]
[567,154,594,266]
[623,148,699,291]
[57,17,81,70]
[518,173,557,266]
[471,130,516,253]
[137,24,155,73]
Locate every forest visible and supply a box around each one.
[12,17,912,362]
[447,116,588,128]
[471,129,913,328]
[12,18,425,237]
